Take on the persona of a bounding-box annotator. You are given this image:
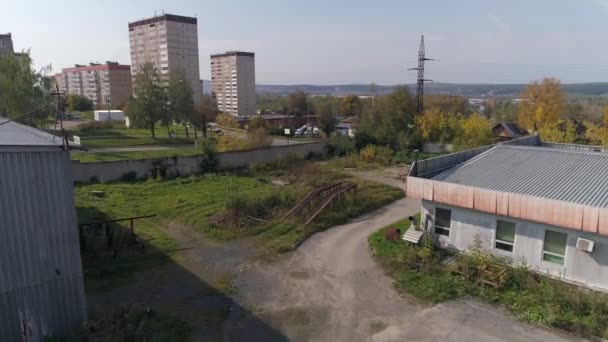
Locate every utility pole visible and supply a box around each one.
[106,95,112,122]
[408,35,435,118]
[51,84,69,149]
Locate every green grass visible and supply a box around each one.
[81,136,194,148]
[369,218,608,339]
[76,163,405,289]
[71,148,202,163]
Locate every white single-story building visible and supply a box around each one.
[407,135,608,291]
[94,110,125,122]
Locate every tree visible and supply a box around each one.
[454,114,492,150]
[341,95,361,117]
[317,101,337,137]
[193,95,218,138]
[287,90,309,117]
[167,70,195,137]
[358,86,416,148]
[517,77,565,131]
[127,62,165,138]
[216,112,239,128]
[0,52,51,125]
[585,107,608,146]
[65,94,93,112]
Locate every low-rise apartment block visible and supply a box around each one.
[54,62,132,108]
[210,51,256,116]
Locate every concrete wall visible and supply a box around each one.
[72,141,328,183]
[422,200,608,291]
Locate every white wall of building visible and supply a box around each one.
[94,110,125,122]
[422,200,608,291]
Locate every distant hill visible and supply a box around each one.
[200,80,608,97]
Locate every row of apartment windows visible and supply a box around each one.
[434,208,568,265]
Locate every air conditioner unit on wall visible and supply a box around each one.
[576,238,595,253]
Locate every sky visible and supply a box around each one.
[3,0,608,85]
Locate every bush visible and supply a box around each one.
[66,93,94,112]
[225,187,296,219]
[196,139,220,173]
[358,145,393,166]
[328,135,356,157]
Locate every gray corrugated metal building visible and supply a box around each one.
[432,145,608,208]
[0,119,86,340]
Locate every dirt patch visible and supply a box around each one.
[289,270,310,280]
[369,320,388,335]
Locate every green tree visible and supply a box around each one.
[127,62,165,138]
[0,52,51,124]
[65,94,94,112]
[167,70,195,137]
[317,101,337,137]
[193,95,218,138]
[358,86,416,147]
[287,90,310,117]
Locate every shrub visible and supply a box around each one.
[196,139,220,173]
[120,171,138,182]
[328,135,356,157]
[358,145,393,166]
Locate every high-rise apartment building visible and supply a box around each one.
[0,33,15,56]
[210,51,256,117]
[54,62,133,108]
[128,14,202,103]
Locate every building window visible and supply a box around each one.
[434,208,451,236]
[542,230,567,265]
[495,220,515,252]
[0,40,4,47]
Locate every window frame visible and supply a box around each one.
[494,219,516,253]
[542,229,568,265]
[434,207,451,236]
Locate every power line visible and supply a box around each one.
[408,34,435,117]
[0,103,55,126]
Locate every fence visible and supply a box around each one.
[71,141,328,183]
[410,134,540,178]
[543,142,608,153]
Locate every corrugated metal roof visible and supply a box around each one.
[432,145,608,208]
[0,118,62,147]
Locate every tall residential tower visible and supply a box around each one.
[210,51,256,116]
[128,14,202,103]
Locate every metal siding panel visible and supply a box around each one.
[474,188,497,213]
[0,150,86,339]
[599,209,608,236]
[582,206,600,234]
